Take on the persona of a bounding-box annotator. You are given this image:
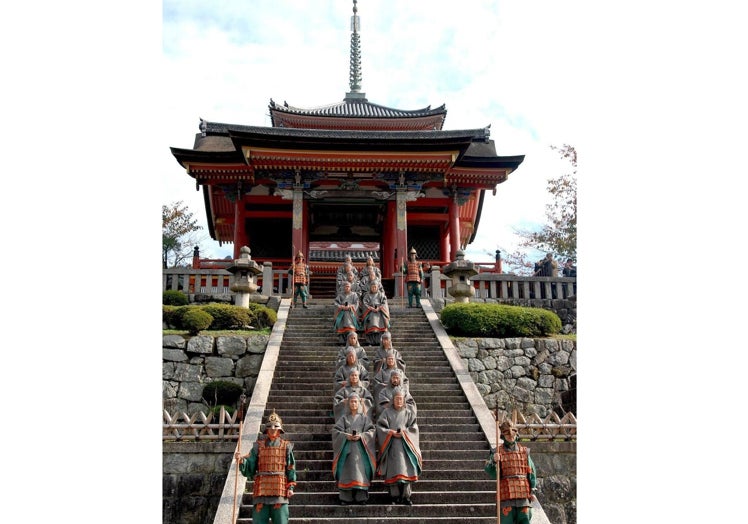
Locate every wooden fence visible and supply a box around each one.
[162,407,243,441]
[495,410,577,442]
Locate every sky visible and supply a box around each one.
[3,1,748,523]
[161,0,579,265]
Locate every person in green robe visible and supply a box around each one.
[235,411,296,524]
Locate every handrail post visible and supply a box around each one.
[262,262,274,296]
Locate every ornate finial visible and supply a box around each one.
[346,0,365,99]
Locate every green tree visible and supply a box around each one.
[493,145,577,275]
[162,201,202,268]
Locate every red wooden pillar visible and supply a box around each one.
[395,188,408,273]
[449,194,461,260]
[391,187,409,298]
[383,201,397,277]
[301,199,309,259]
[233,193,247,259]
[292,187,304,259]
[441,226,450,262]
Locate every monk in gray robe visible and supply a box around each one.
[333,369,374,420]
[335,331,370,372]
[375,387,422,505]
[372,331,405,374]
[334,347,369,392]
[332,393,377,505]
[372,350,407,402]
[333,281,360,344]
[376,368,415,418]
[358,260,382,296]
[360,279,390,346]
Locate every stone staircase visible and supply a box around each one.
[236,299,502,523]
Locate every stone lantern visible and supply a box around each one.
[226,246,262,308]
[442,249,479,303]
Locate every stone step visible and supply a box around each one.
[292,449,488,461]
[283,431,489,442]
[239,515,501,523]
[242,489,496,505]
[251,419,484,431]
[240,518,501,524]
[238,502,497,519]
[288,469,491,482]
[233,299,504,524]
[280,478,495,493]
[266,401,474,411]
[279,414,478,425]
[295,459,488,472]
[266,375,461,384]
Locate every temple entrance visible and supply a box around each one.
[246,217,292,259]
[308,202,384,260]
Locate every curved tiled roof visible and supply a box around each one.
[269,98,446,120]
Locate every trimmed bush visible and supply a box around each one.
[162,305,181,328]
[246,302,277,329]
[182,308,213,335]
[201,303,254,330]
[202,380,244,407]
[440,303,562,338]
[163,289,189,306]
[164,303,273,332]
[166,305,197,330]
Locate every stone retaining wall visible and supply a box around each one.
[162,334,270,415]
[163,442,235,524]
[530,441,577,524]
[453,336,577,418]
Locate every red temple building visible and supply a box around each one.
[170,1,523,296]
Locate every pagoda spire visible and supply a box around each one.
[345,0,366,101]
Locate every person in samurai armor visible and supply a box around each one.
[235,410,297,524]
[401,247,424,308]
[484,419,537,524]
[288,251,310,308]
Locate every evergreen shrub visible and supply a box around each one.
[163,289,189,306]
[246,302,277,328]
[440,303,562,338]
[167,305,199,330]
[201,303,254,330]
[202,380,244,407]
[182,308,213,335]
[162,305,178,328]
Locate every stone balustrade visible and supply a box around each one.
[163,263,577,302]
